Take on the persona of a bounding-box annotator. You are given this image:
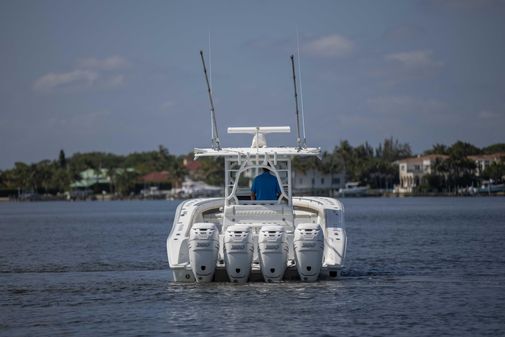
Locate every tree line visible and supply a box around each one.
[0,146,188,197]
[293,137,413,190]
[304,139,504,192]
[1,140,504,197]
[418,141,505,192]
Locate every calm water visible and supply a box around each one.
[1,198,505,337]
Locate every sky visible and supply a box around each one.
[1,0,505,169]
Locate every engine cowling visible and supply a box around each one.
[258,225,288,282]
[188,223,219,282]
[294,223,324,282]
[224,224,254,283]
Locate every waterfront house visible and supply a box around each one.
[70,168,135,194]
[467,153,505,176]
[292,168,345,195]
[396,155,448,193]
[70,168,111,190]
[139,171,172,197]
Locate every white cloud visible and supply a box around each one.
[303,34,354,58]
[33,56,129,93]
[478,110,502,119]
[385,50,443,69]
[77,56,129,70]
[33,70,99,92]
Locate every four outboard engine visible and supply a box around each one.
[294,223,324,282]
[258,225,288,282]
[187,221,338,283]
[188,223,219,282]
[224,224,254,283]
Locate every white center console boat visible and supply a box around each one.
[166,52,347,283]
[166,127,347,282]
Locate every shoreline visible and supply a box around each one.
[1,192,504,203]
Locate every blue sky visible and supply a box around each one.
[1,0,504,169]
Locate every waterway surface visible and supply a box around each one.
[1,198,504,336]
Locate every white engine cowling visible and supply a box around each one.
[224,224,254,283]
[294,223,324,282]
[188,223,219,282]
[258,225,288,282]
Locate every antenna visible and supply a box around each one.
[296,30,307,147]
[208,31,212,88]
[290,55,302,150]
[200,50,221,150]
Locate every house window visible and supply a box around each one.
[332,177,340,185]
[311,178,315,185]
[321,178,325,185]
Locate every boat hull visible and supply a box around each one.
[167,197,347,282]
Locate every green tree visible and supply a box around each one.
[292,156,319,174]
[335,140,353,181]
[424,143,448,155]
[12,162,31,191]
[32,160,53,193]
[115,168,139,195]
[171,156,188,188]
[196,156,224,186]
[481,161,505,182]
[50,167,71,193]
[376,137,412,161]
[448,141,481,157]
[438,153,477,193]
[59,149,67,169]
[482,143,505,154]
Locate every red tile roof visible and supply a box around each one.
[398,154,448,164]
[468,153,505,161]
[141,171,171,183]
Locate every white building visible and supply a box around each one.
[292,168,345,195]
[467,153,505,176]
[397,155,448,193]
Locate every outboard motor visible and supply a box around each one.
[224,224,254,283]
[294,223,324,282]
[258,225,288,282]
[188,223,219,282]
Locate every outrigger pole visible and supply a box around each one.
[296,30,307,148]
[200,50,221,151]
[290,55,303,150]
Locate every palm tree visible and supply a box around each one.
[336,141,353,181]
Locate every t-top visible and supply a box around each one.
[251,171,281,200]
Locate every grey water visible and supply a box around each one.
[1,198,504,337]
